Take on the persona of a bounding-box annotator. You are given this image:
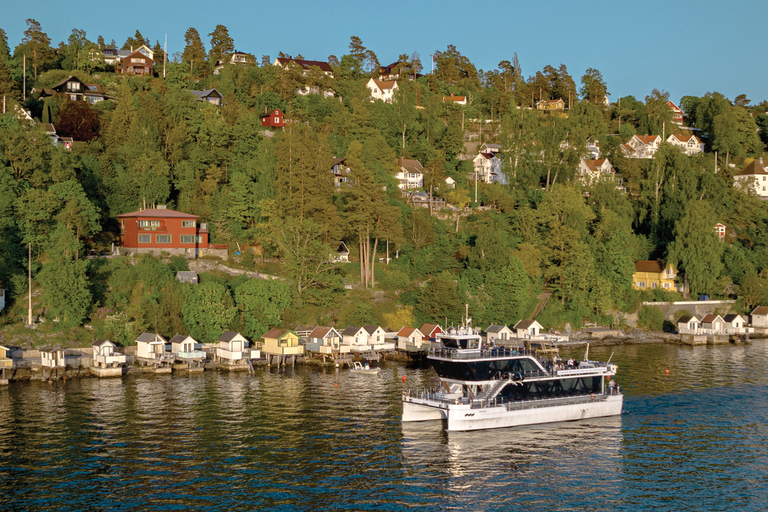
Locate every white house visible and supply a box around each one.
[216,331,258,363]
[514,319,543,339]
[700,314,725,332]
[397,327,425,351]
[136,332,169,359]
[622,135,662,159]
[40,347,65,368]
[578,158,616,186]
[444,176,456,189]
[723,314,747,333]
[734,159,768,199]
[169,334,205,359]
[676,315,700,334]
[395,158,424,190]
[668,100,684,125]
[586,139,601,159]
[341,326,369,351]
[750,306,768,327]
[330,241,350,263]
[485,325,514,344]
[305,326,348,355]
[667,134,704,155]
[91,339,127,368]
[473,152,506,184]
[479,143,501,154]
[366,78,398,103]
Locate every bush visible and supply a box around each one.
[638,306,664,331]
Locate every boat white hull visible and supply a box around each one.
[403,395,623,432]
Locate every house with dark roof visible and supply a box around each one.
[676,315,700,334]
[700,314,725,332]
[305,327,346,355]
[485,324,514,344]
[120,50,153,75]
[723,314,747,332]
[473,151,506,185]
[188,88,223,106]
[169,334,205,359]
[330,157,351,188]
[273,57,333,75]
[632,260,679,291]
[734,158,768,199]
[395,158,424,190]
[135,333,168,359]
[115,206,211,258]
[216,331,258,363]
[261,108,284,128]
[513,320,543,339]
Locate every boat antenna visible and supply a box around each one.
[606,352,614,365]
[583,342,590,361]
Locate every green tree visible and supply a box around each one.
[667,200,724,297]
[37,224,91,327]
[234,278,292,339]
[182,281,236,342]
[580,68,607,107]
[16,19,56,79]
[415,274,463,325]
[208,25,234,66]
[182,27,206,77]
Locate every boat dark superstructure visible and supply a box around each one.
[402,325,623,431]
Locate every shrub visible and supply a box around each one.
[638,306,663,331]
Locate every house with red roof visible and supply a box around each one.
[622,135,662,159]
[668,101,684,125]
[419,323,442,342]
[116,206,218,258]
[366,78,398,103]
[397,327,425,351]
[578,158,616,186]
[442,93,467,105]
[667,133,704,155]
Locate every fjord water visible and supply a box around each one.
[2,342,768,511]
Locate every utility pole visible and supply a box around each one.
[27,243,32,326]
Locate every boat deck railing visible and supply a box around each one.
[404,386,621,410]
[429,347,534,360]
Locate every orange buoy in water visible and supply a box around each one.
[665,369,669,374]
[335,383,338,387]
[402,375,407,382]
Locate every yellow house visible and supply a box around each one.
[261,328,304,357]
[632,260,678,291]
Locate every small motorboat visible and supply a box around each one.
[350,361,380,375]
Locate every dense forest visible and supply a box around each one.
[1,20,768,345]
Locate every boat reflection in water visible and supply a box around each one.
[400,416,624,507]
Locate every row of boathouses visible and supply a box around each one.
[0,319,556,383]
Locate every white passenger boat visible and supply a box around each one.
[402,325,622,431]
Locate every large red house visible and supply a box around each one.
[116,206,216,258]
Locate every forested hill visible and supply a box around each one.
[1,23,768,345]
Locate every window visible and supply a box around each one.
[651,283,657,289]
[663,283,671,289]
[196,236,204,244]
[181,220,196,228]
[274,117,279,123]
[139,220,160,229]
[131,57,143,63]
[67,81,80,91]
[637,282,646,288]
[138,235,151,243]
[156,235,171,243]
[180,235,195,244]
